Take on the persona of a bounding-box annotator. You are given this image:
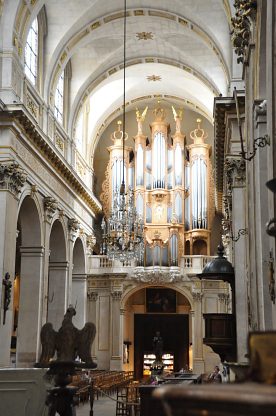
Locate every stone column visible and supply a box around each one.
[0,161,26,367]
[110,291,123,370]
[72,274,87,329]
[47,261,69,330]
[87,291,98,360]
[16,246,44,367]
[192,292,204,373]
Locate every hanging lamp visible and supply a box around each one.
[101,0,144,264]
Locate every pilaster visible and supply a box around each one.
[0,160,26,367]
[225,156,248,362]
[110,291,123,370]
[192,291,204,373]
[16,246,44,367]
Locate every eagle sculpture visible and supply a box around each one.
[37,305,96,367]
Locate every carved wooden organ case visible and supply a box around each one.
[101,107,214,266]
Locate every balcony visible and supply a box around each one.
[88,255,215,277]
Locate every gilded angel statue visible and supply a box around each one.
[136,106,148,134]
[172,105,183,132]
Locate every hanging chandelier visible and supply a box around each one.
[101,0,144,264]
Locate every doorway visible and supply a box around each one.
[134,314,189,379]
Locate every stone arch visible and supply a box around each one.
[48,219,68,329]
[121,283,193,377]
[185,240,191,255]
[15,195,43,367]
[71,237,87,329]
[121,282,193,310]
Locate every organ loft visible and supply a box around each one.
[101,106,215,266]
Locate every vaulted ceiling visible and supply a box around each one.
[6,0,235,155]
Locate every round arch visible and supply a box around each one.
[15,195,43,367]
[121,283,193,378]
[121,282,193,310]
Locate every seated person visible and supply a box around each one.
[207,366,222,383]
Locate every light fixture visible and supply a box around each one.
[101,0,144,264]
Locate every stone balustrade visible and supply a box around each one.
[88,255,215,276]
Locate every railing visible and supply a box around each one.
[88,255,215,276]
[181,256,215,271]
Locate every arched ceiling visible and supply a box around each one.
[11,0,233,154]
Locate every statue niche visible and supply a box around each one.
[36,305,97,368]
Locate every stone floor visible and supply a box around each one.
[76,395,117,416]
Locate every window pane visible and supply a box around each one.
[24,17,38,85]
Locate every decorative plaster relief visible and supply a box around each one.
[231,0,257,63]
[133,268,181,283]
[26,94,39,121]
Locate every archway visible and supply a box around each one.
[16,196,43,367]
[48,219,68,329]
[185,240,191,255]
[71,237,86,329]
[122,285,191,379]
[193,239,207,255]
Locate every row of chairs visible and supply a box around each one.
[116,381,141,416]
[72,370,135,405]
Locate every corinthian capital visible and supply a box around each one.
[225,156,246,193]
[0,161,27,195]
[44,196,58,220]
[192,292,203,302]
[111,291,122,301]
[87,291,98,301]
[68,218,80,236]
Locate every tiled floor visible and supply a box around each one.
[76,395,117,416]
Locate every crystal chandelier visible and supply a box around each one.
[101,0,144,264]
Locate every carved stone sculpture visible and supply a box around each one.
[37,305,96,367]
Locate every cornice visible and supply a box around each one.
[0,105,102,215]
[213,95,245,212]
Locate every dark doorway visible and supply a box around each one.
[134,314,189,379]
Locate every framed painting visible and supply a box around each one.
[146,288,176,313]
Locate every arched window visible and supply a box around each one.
[24,18,38,85]
[54,71,64,124]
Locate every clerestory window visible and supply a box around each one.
[24,18,38,85]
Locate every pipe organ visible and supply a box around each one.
[101,107,213,265]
